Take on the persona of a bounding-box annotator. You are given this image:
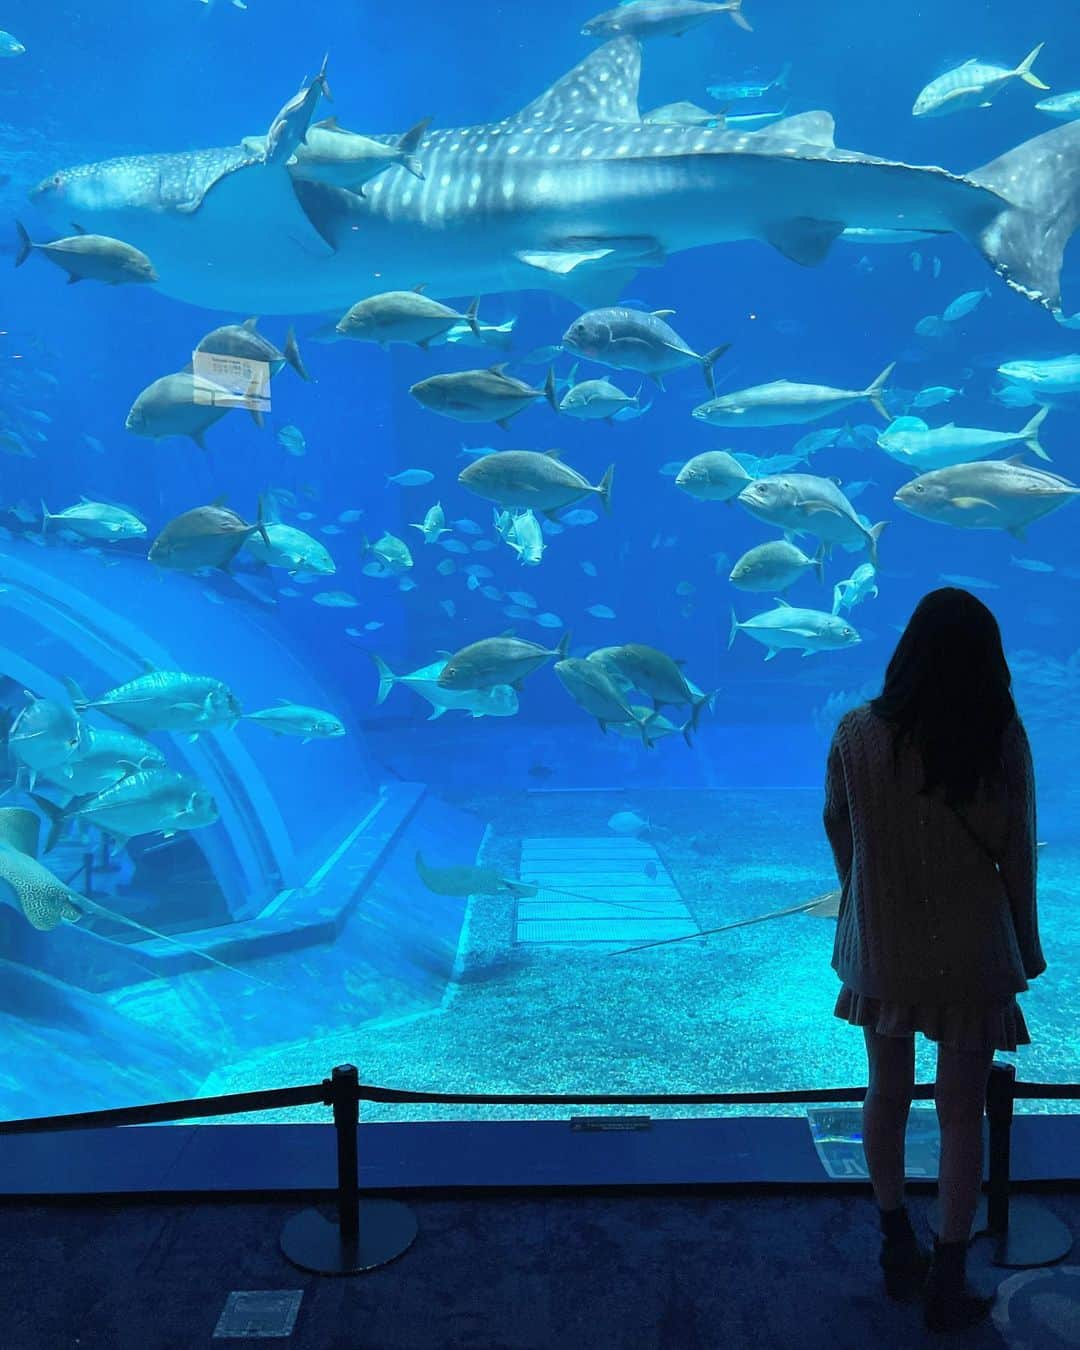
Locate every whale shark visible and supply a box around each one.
[29,38,1080,318]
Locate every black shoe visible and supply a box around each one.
[923,1236,994,1332]
[878,1204,931,1301]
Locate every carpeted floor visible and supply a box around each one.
[4,1188,1079,1349]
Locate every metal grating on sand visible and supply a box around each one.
[515,837,699,945]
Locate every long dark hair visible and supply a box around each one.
[870,588,1017,806]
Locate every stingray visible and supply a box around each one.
[0,807,279,987]
[415,851,537,898]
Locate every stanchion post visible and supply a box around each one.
[279,1063,418,1276]
[985,1061,1014,1236]
[331,1064,360,1243]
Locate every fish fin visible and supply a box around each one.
[765,217,846,267]
[867,521,887,567]
[254,495,271,548]
[701,344,730,395]
[62,677,89,709]
[764,648,777,661]
[544,366,558,412]
[596,463,615,515]
[196,156,337,259]
[66,274,84,285]
[767,110,836,148]
[952,496,998,511]
[507,36,641,126]
[728,0,752,31]
[426,705,448,720]
[241,316,259,331]
[28,793,67,854]
[191,431,208,451]
[1015,42,1049,90]
[1021,404,1051,459]
[397,116,431,178]
[284,326,310,381]
[555,630,572,660]
[728,609,741,650]
[1008,525,1027,540]
[652,309,676,319]
[14,220,33,267]
[866,362,897,420]
[969,120,1080,314]
[813,542,827,584]
[465,297,481,339]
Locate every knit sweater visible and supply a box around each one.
[824,705,1045,1004]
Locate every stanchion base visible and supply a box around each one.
[280,1200,417,1275]
[927,1197,1074,1269]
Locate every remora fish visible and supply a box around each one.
[582,0,752,40]
[243,116,429,194]
[34,41,1080,319]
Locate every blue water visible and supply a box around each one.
[1,0,1078,1123]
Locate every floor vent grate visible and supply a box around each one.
[514,837,699,945]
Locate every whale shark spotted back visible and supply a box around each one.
[30,38,1080,318]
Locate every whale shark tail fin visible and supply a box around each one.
[971,120,1080,316]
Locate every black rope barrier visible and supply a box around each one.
[2,1065,1076,1276]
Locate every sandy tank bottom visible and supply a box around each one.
[193,786,1079,1124]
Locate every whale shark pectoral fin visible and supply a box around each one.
[508,36,642,126]
[518,236,664,276]
[193,158,336,258]
[765,217,847,266]
[0,808,41,858]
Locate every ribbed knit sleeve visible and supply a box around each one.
[823,729,853,885]
[999,719,1045,980]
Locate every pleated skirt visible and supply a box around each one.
[834,985,1031,1052]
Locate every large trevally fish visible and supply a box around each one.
[30,39,1080,317]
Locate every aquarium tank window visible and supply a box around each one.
[0,0,1077,1130]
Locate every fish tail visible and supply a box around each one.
[317,51,333,101]
[701,344,731,395]
[370,653,397,706]
[1021,404,1051,459]
[867,521,887,568]
[969,120,1080,315]
[1015,42,1049,90]
[40,498,51,533]
[774,62,793,92]
[254,494,271,547]
[28,792,67,854]
[555,630,572,660]
[14,220,32,268]
[728,0,753,31]
[283,325,311,381]
[691,689,715,734]
[543,366,558,411]
[62,676,90,711]
[813,542,827,584]
[465,297,481,339]
[397,116,431,179]
[866,361,896,419]
[597,463,615,514]
[728,608,741,650]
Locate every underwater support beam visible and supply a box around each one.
[927,1062,1074,1268]
[279,1065,417,1275]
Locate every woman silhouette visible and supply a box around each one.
[823,588,1045,1333]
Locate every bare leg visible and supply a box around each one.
[935,1040,995,1243]
[862,1027,916,1210]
